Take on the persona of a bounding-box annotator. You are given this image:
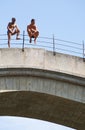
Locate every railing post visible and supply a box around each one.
[82,40,85,61]
[53,34,56,56]
[22,31,25,52]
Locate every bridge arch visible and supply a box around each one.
[0,48,85,129]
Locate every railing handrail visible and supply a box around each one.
[0,32,85,60]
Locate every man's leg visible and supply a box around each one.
[34,31,39,43]
[7,32,11,48]
[12,29,20,40]
[29,37,32,43]
[16,29,20,39]
[28,31,32,43]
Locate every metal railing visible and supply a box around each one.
[0,31,85,60]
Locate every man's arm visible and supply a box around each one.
[15,24,19,31]
[27,25,31,33]
[34,25,39,32]
[7,23,13,33]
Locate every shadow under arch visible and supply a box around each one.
[0,91,84,130]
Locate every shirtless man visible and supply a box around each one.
[7,17,20,48]
[27,19,39,43]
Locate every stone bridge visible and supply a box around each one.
[0,48,85,130]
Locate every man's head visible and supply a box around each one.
[12,17,16,24]
[31,19,35,24]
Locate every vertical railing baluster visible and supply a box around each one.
[22,31,25,52]
[53,34,56,55]
[82,40,85,61]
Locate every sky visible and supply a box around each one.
[0,0,84,129]
[0,0,85,43]
[0,116,75,130]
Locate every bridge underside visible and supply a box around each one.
[0,91,84,130]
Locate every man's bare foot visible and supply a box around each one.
[16,37,20,40]
[8,42,10,48]
[34,38,36,44]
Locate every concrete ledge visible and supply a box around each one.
[0,48,85,78]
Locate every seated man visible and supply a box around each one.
[7,17,20,48]
[27,19,39,43]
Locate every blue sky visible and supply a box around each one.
[0,0,85,43]
[0,116,74,130]
[0,0,84,129]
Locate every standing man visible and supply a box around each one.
[27,19,39,43]
[7,17,20,48]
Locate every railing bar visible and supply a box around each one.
[37,36,53,40]
[55,43,83,50]
[0,34,7,36]
[0,34,82,45]
[23,35,53,40]
[55,47,82,54]
[0,33,84,58]
[55,38,81,45]
[24,40,53,45]
[56,50,82,57]
[37,40,53,44]
[55,42,82,47]
[25,43,53,49]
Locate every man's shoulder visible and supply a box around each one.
[8,22,12,25]
[27,24,31,28]
[27,24,31,27]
